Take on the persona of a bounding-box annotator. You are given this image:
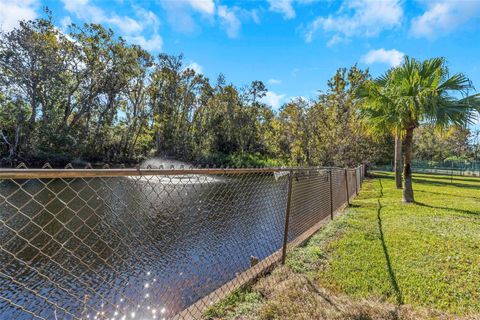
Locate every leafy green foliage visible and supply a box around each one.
[0,13,390,167]
[225,153,285,167]
[413,124,473,161]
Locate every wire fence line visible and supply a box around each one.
[410,160,480,177]
[0,164,366,320]
[374,160,480,177]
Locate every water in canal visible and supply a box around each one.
[0,172,290,319]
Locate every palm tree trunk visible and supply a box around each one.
[403,127,415,203]
[394,132,402,189]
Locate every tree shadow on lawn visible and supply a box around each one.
[372,172,480,190]
[412,173,480,184]
[414,201,480,217]
[377,179,404,306]
[372,172,395,181]
[412,177,480,191]
[373,172,480,201]
[415,189,480,202]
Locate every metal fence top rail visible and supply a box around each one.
[0,166,362,179]
[0,163,365,319]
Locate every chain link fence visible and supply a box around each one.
[374,160,480,177]
[0,165,365,320]
[410,160,480,177]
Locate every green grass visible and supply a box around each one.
[203,286,262,319]
[205,172,480,319]
[319,173,480,314]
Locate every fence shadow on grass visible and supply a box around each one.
[414,201,480,217]
[412,177,480,191]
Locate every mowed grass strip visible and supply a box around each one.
[205,173,480,319]
[319,173,480,314]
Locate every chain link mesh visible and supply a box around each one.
[0,165,365,319]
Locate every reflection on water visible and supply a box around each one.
[0,173,289,319]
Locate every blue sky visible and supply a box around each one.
[1,0,480,127]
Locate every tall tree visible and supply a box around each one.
[358,70,404,188]
[362,57,480,202]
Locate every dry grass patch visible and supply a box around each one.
[247,265,474,320]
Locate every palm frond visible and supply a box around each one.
[437,73,473,95]
[358,55,478,135]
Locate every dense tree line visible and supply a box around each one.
[0,14,475,168]
[413,125,475,162]
[0,15,389,167]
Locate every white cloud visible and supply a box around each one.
[361,48,404,67]
[134,6,161,32]
[411,1,480,39]
[159,0,215,34]
[161,2,196,33]
[185,0,215,15]
[218,5,241,38]
[249,10,261,24]
[61,0,162,51]
[160,0,250,38]
[162,0,215,16]
[304,0,403,44]
[62,0,157,35]
[268,78,282,85]
[237,8,260,24]
[267,0,295,19]
[185,61,203,74]
[124,34,163,51]
[262,91,286,109]
[326,34,349,47]
[60,16,72,31]
[0,0,39,32]
[266,0,319,20]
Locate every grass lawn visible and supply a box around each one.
[205,172,480,320]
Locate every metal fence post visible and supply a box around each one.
[451,161,454,183]
[355,167,359,196]
[329,169,334,220]
[281,170,293,265]
[344,168,350,206]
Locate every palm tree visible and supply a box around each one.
[358,70,404,189]
[362,56,480,202]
